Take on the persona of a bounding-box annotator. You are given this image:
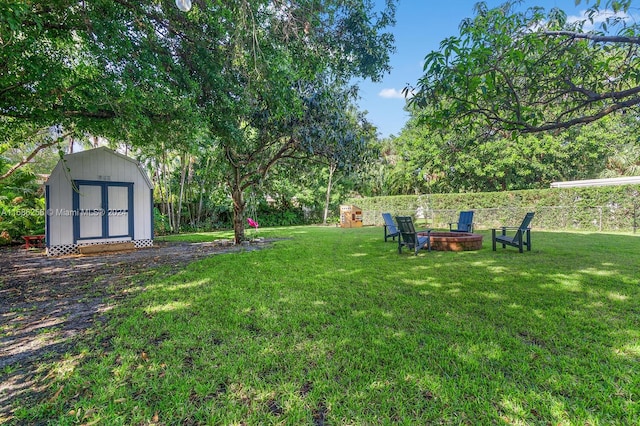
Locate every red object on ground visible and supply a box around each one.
[22,234,45,249]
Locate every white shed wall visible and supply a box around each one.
[47,162,75,245]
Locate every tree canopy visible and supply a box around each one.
[408,0,640,135]
[2,0,397,242]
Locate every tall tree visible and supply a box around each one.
[167,0,397,242]
[288,82,377,224]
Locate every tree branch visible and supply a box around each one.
[542,31,640,45]
[239,136,298,191]
[521,96,640,133]
[0,133,70,181]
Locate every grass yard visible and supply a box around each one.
[14,226,640,424]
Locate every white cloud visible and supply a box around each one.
[378,88,409,99]
[567,9,634,32]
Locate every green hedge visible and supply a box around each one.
[346,185,640,232]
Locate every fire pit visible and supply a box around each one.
[418,231,483,251]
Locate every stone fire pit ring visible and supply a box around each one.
[418,231,483,251]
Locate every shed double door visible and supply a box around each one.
[73,182,133,242]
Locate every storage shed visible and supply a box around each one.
[45,147,154,256]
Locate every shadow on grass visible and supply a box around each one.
[8,228,640,424]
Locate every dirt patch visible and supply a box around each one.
[0,238,276,422]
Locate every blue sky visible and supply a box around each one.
[356,1,595,138]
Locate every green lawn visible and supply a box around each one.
[17,226,640,424]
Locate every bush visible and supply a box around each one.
[153,208,171,236]
[252,205,307,227]
[0,170,45,243]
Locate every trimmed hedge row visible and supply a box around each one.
[345,185,640,232]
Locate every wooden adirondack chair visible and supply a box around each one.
[449,210,474,233]
[491,212,535,253]
[395,216,431,255]
[382,213,400,242]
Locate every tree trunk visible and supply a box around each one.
[154,167,163,215]
[162,152,174,232]
[323,163,337,225]
[176,153,189,231]
[230,164,246,244]
[197,185,204,227]
[231,186,245,244]
[196,157,211,227]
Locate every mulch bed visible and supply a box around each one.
[0,238,275,421]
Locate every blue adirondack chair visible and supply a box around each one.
[449,210,474,233]
[491,212,535,253]
[395,216,431,255]
[382,213,400,242]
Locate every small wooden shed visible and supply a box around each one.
[45,147,154,256]
[339,204,363,228]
